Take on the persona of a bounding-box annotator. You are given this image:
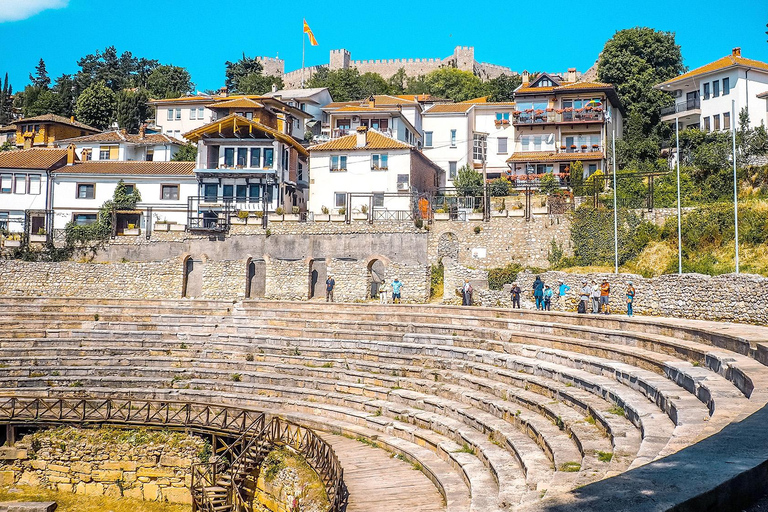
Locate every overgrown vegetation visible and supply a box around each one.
[487,262,524,290]
[430,261,444,299]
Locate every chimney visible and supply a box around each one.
[522,70,529,83]
[139,124,146,140]
[732,47,741,57]
[66,144,76,165]
[271,84,278,93]
[567,67,577,83]
[356,126,368,148]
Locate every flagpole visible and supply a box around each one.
[302,25,306,88]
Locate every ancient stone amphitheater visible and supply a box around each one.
[1,296,768,512]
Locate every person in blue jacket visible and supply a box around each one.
[532,276,544,310]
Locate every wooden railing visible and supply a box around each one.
[0,397,346,512]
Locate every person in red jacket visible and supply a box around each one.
[600,279,611,315]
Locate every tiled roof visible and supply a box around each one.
[58,130,184,145]
[59,161,196,176]
[0,148,70,169]
[425,103,474,114]
[660,53,768,86]
[515,85,557,95]
[14,114,99,133]
[555,81,613,91]
[393,94,448,102]
[150,95,217,104]
[207,97,264,109]
[183,114,308,156]
[309,129,412,151]
[462,96,489,103]
[370,95,419,106]
[757,90,768,99]
[506,151,604,163]
[332,105,395,113]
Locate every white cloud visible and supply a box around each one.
[0,0,69,23]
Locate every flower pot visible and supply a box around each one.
[269,215,284,223]
[509,209,524,217]
[169,224,186,232]
[230,217,247,225]
[352,213,368,221]
[433,213,450,221]
[330,214,346,222]
[283,214,299,222]
[491,210,508,218]
[153,223,170,232]
[314,214,330,222]
[468,213,484,221]
[29,234,47,243]
[247,216,263,225]
[123,228,141,236]
[4,240,21,248]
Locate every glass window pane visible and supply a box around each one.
[249,184,261,200]
[167,109,173,121]
[264,149,273,167]
[14,175,25,194]
[237,148,248,167]
[223,185,234,198]
[250,148,261,168]
[380,154,388,169]
[224,148,235,167]
[236,185,247,200]
[204,183,217,201]
[28,175,41,195]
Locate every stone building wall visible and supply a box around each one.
[0,259,183,299]
[265,258,309,301]
[0,427,203,504]
[384,261,431,303]
[442,258,489,303]
[202,259,247,300]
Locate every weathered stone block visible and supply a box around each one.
[0,471,15,486]
[143,482,159,501]
[84,482,104,496]
[92,469,122,482]
[162,486,192,504]
[136,467,174,478]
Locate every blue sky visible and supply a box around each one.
[0,0,766,93]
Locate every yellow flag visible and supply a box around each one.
[303,19,318,46]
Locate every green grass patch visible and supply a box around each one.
[559,461,581,472]
[597,451,613,463]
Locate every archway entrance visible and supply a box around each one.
[367,259,386,299]
[437,232,460,261]
[245,259,266,298]
[309,259,327,299]
[182,257,203,298]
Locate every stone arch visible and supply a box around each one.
[182,254,204,298]
[245,256,266,299]
[308,257,327,300]
[437,232,460,261]
[367,258,387,299]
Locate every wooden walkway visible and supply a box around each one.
[320,433,446,512]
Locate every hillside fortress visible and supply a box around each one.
[255,46,517,88]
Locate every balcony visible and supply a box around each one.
[513,109,605,125]
[661,97,701,116]
[330,127,394,139]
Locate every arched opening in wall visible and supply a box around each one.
[308,259,327,299]
[437,232,460,261]
[367,259,386,299]
[246,259,266,298]
[182,256,203,298]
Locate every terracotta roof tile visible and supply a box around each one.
[425,103,474,113]
[515,85,557,95]
[332,105,395,113]
[0,148,70,170]
[182,114,308,156]
[60,161,196,176]
[555,81,613,91]
[14,114,99,133]
[58,130,184,145]
[207,97,264,109]
[309,129,412,151]
[462,96,489,103]
[506,151,604,163]
[660,54,768,85]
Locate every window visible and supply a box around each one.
[14,175,25,194]
[175,108,181,120]
[372,154,388,170]
[533,135,542,151]
[248,183,261,201]
[236,185,247,201]
[122,184,135,195]
[73,214,97,226]
[495,112,510,123]
[424,131,433,147]
[723,77,730,95]
[723,111,731,130]
[77,183,95,199]
[330,155,347,171]
[0,212,7,231]
[190,108,197,120]
[166,109,173,121]
[282,149,289,170]
[713,114,720,131]
[373,192,384,207]
[99,146,118,160]
[703,82,710,100]
[473,134,485,161]
[588,164,597,175]
[0,174,10,193]
[250,148,261,168]
[334,192,346,208]
[536,78,553,87]
[498,137,508,154]
[263,148,273,167]
[300,103,306,111]
[28,175,41,195]
[703,116,711,131]
[713,80,720,98]
[161,184,179,200]
[224,148,235,167]
[397,174,410,190]
[297,163,304,182]
[223,184,234,199]
[449,161,457,180]
[203,183,217,202]
[237,148,248,167]
[450,129,457,147]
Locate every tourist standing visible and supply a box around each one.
[626,281,636,317]
[391,278,403,304]
[600,279,611,315]
[579,280,591,314]
[326,275,335,302]
[543,284,553,311]
[379,280,388,304]
[591,280,600,314]
[533,276,544,310]
[510,282,521,309]
[555,280,570,306]
[462,280,474,306]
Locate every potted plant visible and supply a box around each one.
[5,234,22,248]
[468,208,484,221]
[154,220,170,231]
[492,198,507,218]
[30,228,47,243]
[231,210,248,225]
[352,204,368,221]
[314,206,330,222]
[168,222,185,231]
[330,207,346,222]
[284,206,300,221]
[509,201,524,217]
[433,208,449,221]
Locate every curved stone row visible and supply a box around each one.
[0,297,766,512]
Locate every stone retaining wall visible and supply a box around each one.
[0,427,203,504]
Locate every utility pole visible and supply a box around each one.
[732,99,739,274]
[675,117,682,274]
[475,133,489,221]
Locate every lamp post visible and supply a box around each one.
[732,99,739,274]
[609,112,618,274]
[675,117,682,274]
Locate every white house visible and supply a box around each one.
[320,95,423,145]
[57,127,183,162]
[656,48,768,132]
[308,127,439,216]
[263,87,333,138]
[51,160,197,233]
[0,147,70,236]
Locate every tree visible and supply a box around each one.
[417,68,485,102]
[29,58,50,89]
[539,173,560,195]
[454,164,483,196]
[75,82,116,130]
[235,73,283,95]
[172,143,198,162]
[598,28,685,163]
[307,68,363,102]
[52,74,77,118]
[387,68,407,95]
[225,54,264,92]
[485,74,522,102]
[570,161,585,196]
[116,89,150,133]
[76,46,144,92]
[489,178,511,197]
[146,65,194,99]
[0,76,12,125]
[358,72,391,97]
[21,86,64,117]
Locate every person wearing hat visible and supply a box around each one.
[543,284,553,311]
[555,279,570,306]
[591,280,601,313]
[510,282,521,309]
[391,277,403,304]
[325,275,335,302]
[578,280,591,314]
[600,279,611,315]
[626,281,636,317]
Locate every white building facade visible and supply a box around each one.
[57,129,183,162]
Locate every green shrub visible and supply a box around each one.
[275,207,284,216]
[487,262,523,290]
[539,173,560,196]
[430,262,444,298]
[489,178,511,197]
[237,210,249,219]
[454,164,483,196]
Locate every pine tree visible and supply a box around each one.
[30,59,50,89]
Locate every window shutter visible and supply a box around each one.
[110,147,119,160]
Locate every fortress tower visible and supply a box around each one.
[329,49,351,70]
[453,46,476,73]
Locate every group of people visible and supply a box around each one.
[508,276,636,316]
[325,276,403,304]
